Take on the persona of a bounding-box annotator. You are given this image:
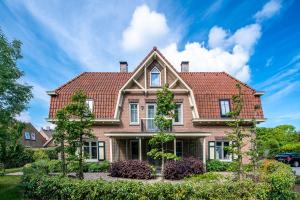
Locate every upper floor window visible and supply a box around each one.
[150,67,161,87]
[174,103,183,125]
[24,132,30,140]
[129,103,139,125]
[219,99,230,117]
[31,133,36,141]
[86,99,94,112]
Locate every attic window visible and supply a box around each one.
[86,99,94,112]
[150,67,161,87]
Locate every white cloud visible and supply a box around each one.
[122,4,170,51]
[162,24,261,82]
[16,111,31,123]
[254,0,282,22]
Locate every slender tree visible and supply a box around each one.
[226,84,249,180]
[64,91,94,179]
[0,28,32,166]
[53,108,69,176]
[147,85,178,179]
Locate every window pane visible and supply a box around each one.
[220,100,230,116]
[216,142,222,159]
[84,147,90,158]
[176,141,183,157]
[224,142,230,160]
[151,73,160,86]
[25,132,30,140]
[209,142,215,159]
[91,146,97,159]
[91,142,97,147]
[174,104,182,123]
[130,104,138,123]
[31,133,36,140]
[98,141,105,160]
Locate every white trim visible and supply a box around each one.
[104,133,211,137]
[203,138,206,167]
[83,141,98,162]
[174,138,176,155]
[133,79,144,89]
[150,66,161,87]
[164,67,167,85]
[129,103,139,125]
[192,118,267,123]
[86,99,94,113]
[173,103,183,125]
[46,91,57,96]
[169,78,179,89]
[139,138,142,161]
[109,138,113,162]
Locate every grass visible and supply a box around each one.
[4,167,23,174]
[0,176,22,200]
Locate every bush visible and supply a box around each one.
[109,160,152,179]
[164,157,203,180]
[67,160,88,173]
[87,161,110,172]
[33,149,49,161]
[260,160,296,199]
[22,168,271,200]
[2,145,34,168]
[185,172,226,182]
[206,160,238,172]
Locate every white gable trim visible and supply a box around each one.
[113,50,199,119]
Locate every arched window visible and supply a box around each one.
[150,67,161,87]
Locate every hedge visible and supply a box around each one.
[22,160,296,200]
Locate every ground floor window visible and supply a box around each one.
[176,140,183,157]
[208,141,231,161]
[84,141,98,161]
[98,141,105,161]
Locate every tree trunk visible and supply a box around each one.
[61,140,66,176]
[161,144,164,181]
[78,135,83,179]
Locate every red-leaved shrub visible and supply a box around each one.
[164,157,204,180]
[109,160,153,179]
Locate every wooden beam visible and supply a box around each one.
[169,78,179,89]
[133,79,144,89]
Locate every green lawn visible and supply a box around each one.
[4,167,23,174]
[0,176,22,200]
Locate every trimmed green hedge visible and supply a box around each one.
[22,160,296,200]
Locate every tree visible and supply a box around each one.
[0,28,32,166]
[64,91,94,179]
[226,84,249,180]
[247,104,260,181]
[256,125,299,157]
[53,108,69,176]
[147,85,178,179]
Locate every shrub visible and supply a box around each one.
[67,160,88,173]
[22,168,271,200]
[87,161,110,172]
[44,148,59,160]
[206,160,238,172]
[109,160,152,179]
[33,149,49,161]
[2,145,34,168]
[260,160,296,199]
[164,157,203,180]
[47,160,62,173]
[185,172,226,182]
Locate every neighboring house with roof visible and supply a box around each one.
[47,47,265,164]
[40,127,57,148]
[21,123,47,148]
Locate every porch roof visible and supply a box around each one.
[104,132,211,137]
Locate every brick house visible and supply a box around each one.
[21,123,47,148]
[47,47,265,165]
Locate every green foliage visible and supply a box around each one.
[280,142,300,153]
[257,125,299,158]
[33,149,49,161]
[22,166,272,200]
[0,29,32,170]
[260,160,297,199]
[185,172,226,182]
[87,161,110,172]
[147,85,178,178]
[0,175,22,200]
[206,160,238,172]
[2,145,34,168]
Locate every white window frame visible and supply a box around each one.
[220,99,230,117]
[24,132,30,140]
[83,141,98,162]
[31,132,36,141]
[150,67,161,87]
[86,99,94,112]
[129,103,139,125]
[173,103,183,125]
[209,141,232,162]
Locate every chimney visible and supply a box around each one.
[181,61,189,72]
[120,61,128,72]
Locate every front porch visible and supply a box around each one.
[106,133,209,166]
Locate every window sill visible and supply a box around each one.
[173,123,183,126]
[129,123,140,126]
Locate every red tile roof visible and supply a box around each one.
[49,71,264,120]
[179,72,264,119]
[49,72,132,119]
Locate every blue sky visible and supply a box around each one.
[0,0,299,130]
